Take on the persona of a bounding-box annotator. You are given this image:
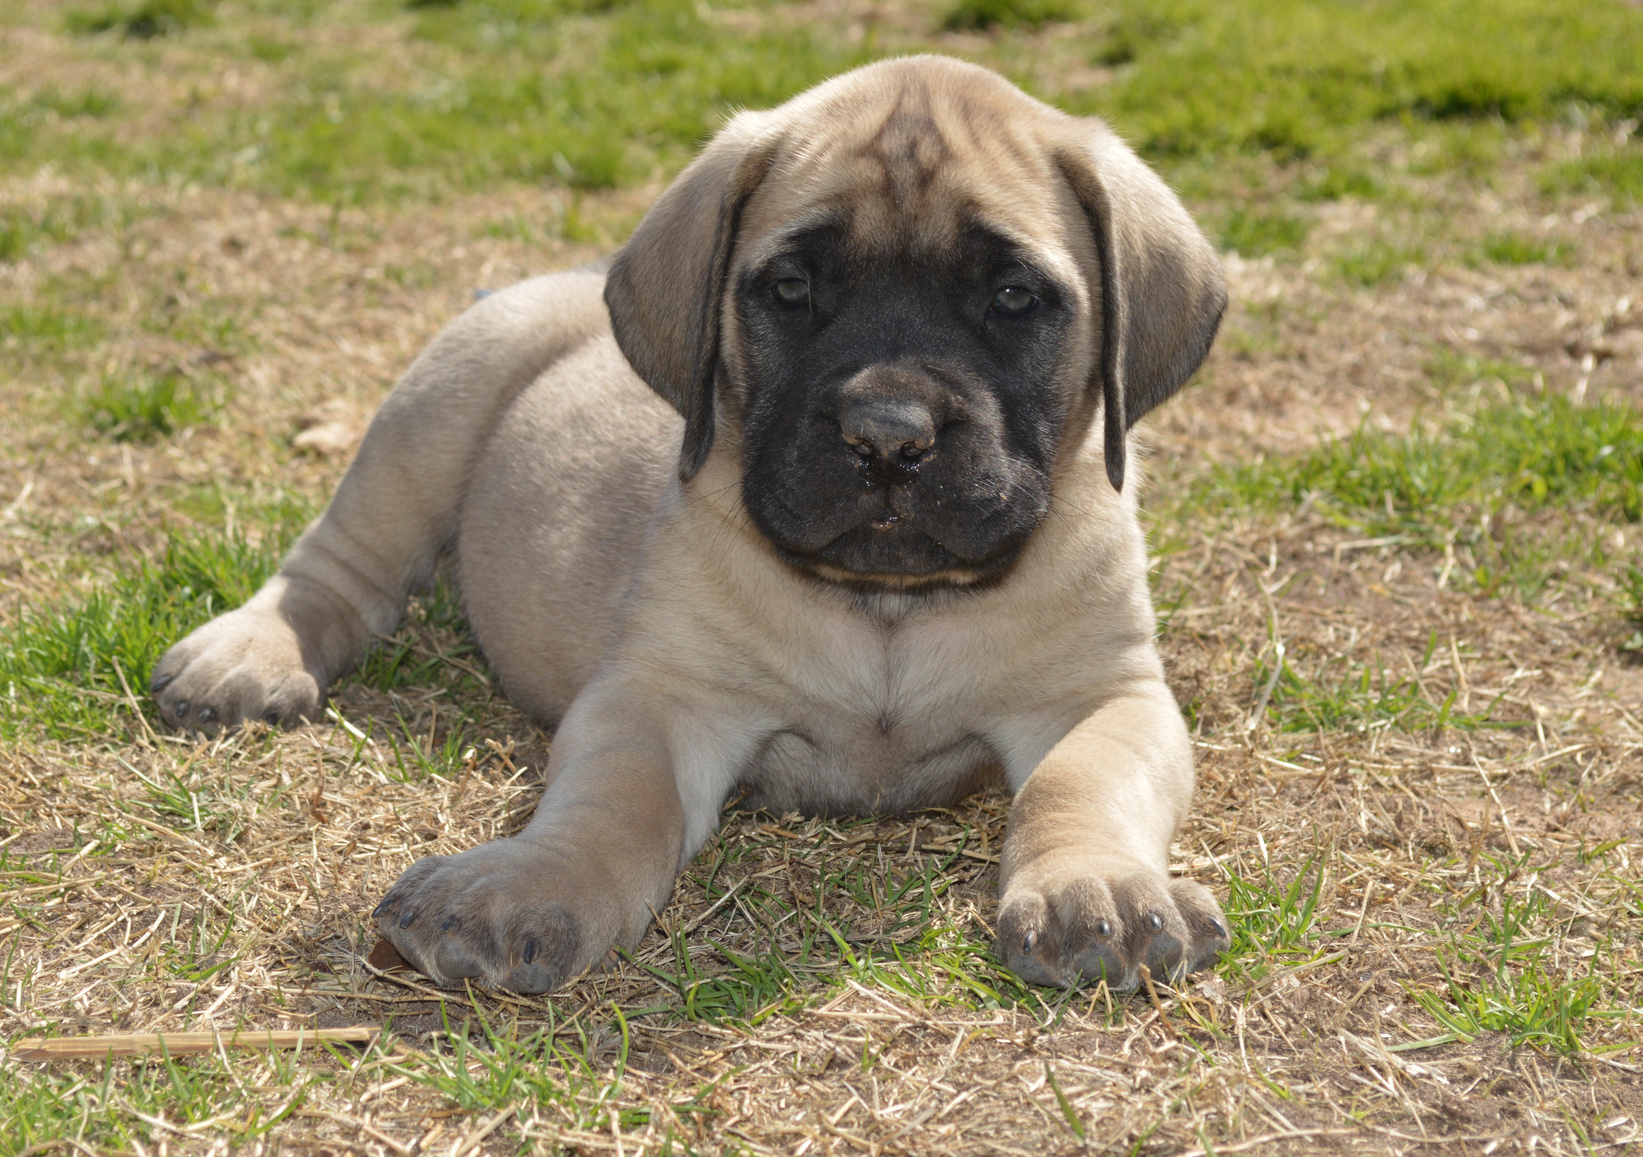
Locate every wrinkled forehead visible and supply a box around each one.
[734,80,1085,282]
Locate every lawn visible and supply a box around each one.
[2,0,1641,1153]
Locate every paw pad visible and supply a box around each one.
[999,869,1229,991]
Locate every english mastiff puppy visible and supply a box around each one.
[151,56,1230,993]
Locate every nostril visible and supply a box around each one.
[839,399,938,466]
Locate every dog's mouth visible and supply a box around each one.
[773,517,1018,591]
[742,441,1048,592]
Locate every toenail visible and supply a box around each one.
[1022,931,1037,954]
[151,674,174,692]
[263,710,281,726]
[175,699,191,716]
[198,706,216,723]
[372,899,389,918]
[1146,912,1164,932]
[1211,918,1228,938]
[399,910,416,929]
[1095,918,1111,938]
[523,938,538,964]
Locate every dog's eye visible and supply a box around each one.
[991,286,1038,317]
[772,278,811,308]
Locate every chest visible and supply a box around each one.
[732,615,1020,814]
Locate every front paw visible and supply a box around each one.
[998,860,1229,991]
[372,839,616,994]
[151,607,321,731]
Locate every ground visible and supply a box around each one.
[2,1,1642,1154]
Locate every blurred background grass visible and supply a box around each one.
[4,0,1641,205]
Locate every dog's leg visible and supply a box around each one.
[997,682,1230,990]
[369,681,736,992]
[150,272,609,730]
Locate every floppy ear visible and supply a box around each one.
[605,117,779,480]
[1055,124,1227,491]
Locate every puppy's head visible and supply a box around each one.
[606,56,1225,588]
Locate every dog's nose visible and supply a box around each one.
[840,399,937,482]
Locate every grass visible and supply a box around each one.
[1217,856,1327,985]
[1418,949,1604,1055]
[0,302,104,353]
[1414,860,1624,1055]
[1254,637,1516,735]
[1064,0,1643,164]
[2,0,1642,1152]
[0,0,1637,203]
[9,0,874,202]
[943,0,1082,31]
[1334,239,1427,286]
[1,1045,327,1151]
[1196,389,1642,607]
[1216,206,1311,256]
[0,198,119,263]
[1466,231,1575,267]
[1264,391,1641,531]
[1293,161,1384,202]
[0,519,515,748]
[1623,565,1643,653]
[0,508,307,742]
[65,0,217,39]
[77,367,223,442]
[1543,148,1643,205]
